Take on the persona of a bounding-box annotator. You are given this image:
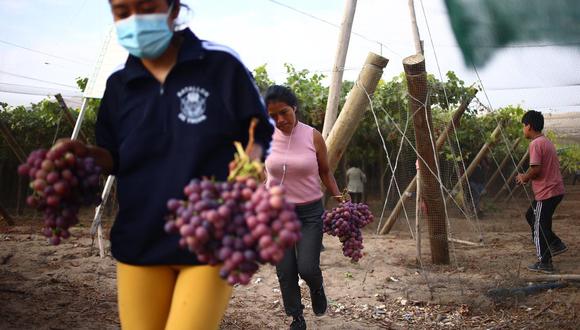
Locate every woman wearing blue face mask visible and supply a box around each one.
[55,0,274,328]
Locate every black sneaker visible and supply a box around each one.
[290,314,306,330]
[550,241,568,257]
[310,286,327,316]
[527,262,554,273]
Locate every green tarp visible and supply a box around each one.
[444,0,580,66]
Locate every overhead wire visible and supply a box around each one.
[485,83,580,91]
[265,0,404,59]
[0,82,81,98]
[0,39,92,66]
[49,0,95,68]
[0,70,78,89]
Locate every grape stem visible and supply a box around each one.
[227,118,264,182]
[333,189,351,203]
[246,118,258,157]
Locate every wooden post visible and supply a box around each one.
[0,118,26,163]
[408,0,423,54]
[0,202,14,226]
[403,54,449,264]
[483,137,522,194]
[16,176,23,215]
[326,52,389,173]
[378,94,474,235]
[493,150,529,202]
[415,168,422,263]
[0,118,26,226]
[448,123,503,200]
[322,0,357,139]
[55,94,88,142]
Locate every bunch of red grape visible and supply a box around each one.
[164,178,301,285]
[322,202,374,262]
[17,145,102,245]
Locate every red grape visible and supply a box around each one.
[164,178,301,286]
[18,146,102,245]
[322,201,374,262]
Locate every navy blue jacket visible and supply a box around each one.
[95,28,274,265]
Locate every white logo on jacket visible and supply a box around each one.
[177,86,210,124]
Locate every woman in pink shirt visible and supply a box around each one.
[264,85,341,330]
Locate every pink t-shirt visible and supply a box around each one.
[529,135,565,201]
[265,122,323,204]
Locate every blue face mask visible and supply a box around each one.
[115,5,174,59]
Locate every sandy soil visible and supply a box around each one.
[1,185,579,329]
[544,112,580,144]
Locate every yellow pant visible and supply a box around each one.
[116,262,232,330]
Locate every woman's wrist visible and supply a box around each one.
[331,191,343,202]
[87,145,114,175]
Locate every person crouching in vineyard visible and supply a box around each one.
[264,85,343,330]
[55,0,274,328]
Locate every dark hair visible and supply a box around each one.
[109,0,174,2]
[521,110,544,132]
[109,0,190,28]
[264,85,299,110]
[108,0,177,6]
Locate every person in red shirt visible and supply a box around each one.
[516,110,567,273]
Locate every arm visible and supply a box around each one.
[227,57,274,161]
[93,75,120,175]
[248,144,264,162]
[516,141,542,185]
[225,60,272,178]
[516,165,541,184]
[89,145,115,175]
[313,130,341,201]
[52,139,115,175]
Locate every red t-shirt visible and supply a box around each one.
[529,135,565,201]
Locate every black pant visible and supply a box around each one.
[525,195,563,263]
[276,199,324,317]
[349,192,362,203]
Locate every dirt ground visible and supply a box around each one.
[544,112,580,144]
[1,181,579,329]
